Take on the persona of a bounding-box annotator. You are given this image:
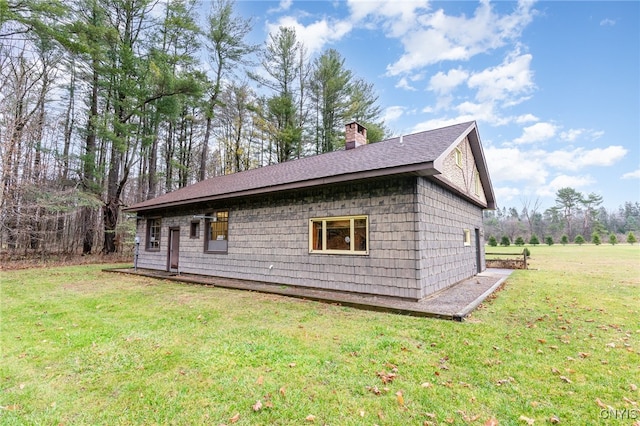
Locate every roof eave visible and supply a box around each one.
[124,161,438,214]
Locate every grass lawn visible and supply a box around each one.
[1,245,639,425]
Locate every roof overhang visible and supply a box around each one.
[125,161,438,214]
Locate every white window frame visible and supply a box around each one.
[309,215,369,255]
[455,147,463,167]
[463,229,471,246]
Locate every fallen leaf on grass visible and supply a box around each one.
[377,371,397,384]
[305,414,315,422]
[623,396,637,406]
[578,352,590,358]
[279,386,286,397]
[256,376,264,385]
[288,362,296,368]
[366,385,382,395]
[229,413,240,423]
[396,391,404,406]
[630,384,638,391]
[549,415,560,424]
[484,418,499,426]
[519,415,535,425]
[496,377,514,386]
[551,367,560,375]
[421,382,432,388]
[559,376,572,384]
[457,410,480,422]
[595,398,613,410]
[252,400,262,411]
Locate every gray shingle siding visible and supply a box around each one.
[135,175,486,300]
[136,177,422,299]
[416,177,485,298]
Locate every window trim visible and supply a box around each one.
[463,229,471,246]
[309,215,369,255]
[454,147,463,168]
[204,210,229,254]
[146,217,161,251]
[190,220,200,239]
[474,170,481,196]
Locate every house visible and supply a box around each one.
[124,121,495,300]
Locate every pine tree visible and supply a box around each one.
[529,234,540,245]
[561,234,569,245]
[515,236,525,246]
[591,232,601,245]
[545,236,554,246]
[628,231,637,245]
[574,234,585,245]
[609,234,617,245]
[488,236,497,247]
[500,236,510,246]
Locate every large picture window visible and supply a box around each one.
[146,218,161,251]
[309,215,368,255]
[205,211,229,253]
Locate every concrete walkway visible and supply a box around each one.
[105,268,513,321]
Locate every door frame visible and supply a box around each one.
[475,228,482,274]
[167,227,180,272]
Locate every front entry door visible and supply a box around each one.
[168,227,180,272]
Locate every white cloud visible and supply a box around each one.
[537,174,596,198]
[513,122,557,144]
[467,51,535,104]
[428,67,469,95]
[383,0,536,75]
[494,186,522,203]
[546,146,627,171]
[515,114,538,123]
[395,77,417,91]
[484,146,548,186]
[348,0,429,37]
[382,106,405,123]
[560,128,604,142]
[560,128,584,142]
[266,16,352,55]
[622,169,640,179]
[600,18,616,26]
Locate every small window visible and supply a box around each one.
[309,216,368,255]
[146,218,161,250]
[455,148,463,167]
[474,171,481,196]
[463,229,471,246]
[190,221,200,239]
[205,211,229,253]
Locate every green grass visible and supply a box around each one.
[1,247,639,425]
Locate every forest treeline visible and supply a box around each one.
[484,188,640,246]
[0,0,388,255]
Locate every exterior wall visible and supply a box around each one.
[416,177,485,298]
[441,136,487,205]
[135,177,422,299]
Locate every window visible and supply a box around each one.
[190,221,200,239]
[146,218,161,250]
[454,147,463,167]
[463,229,471,246]
[205,211,229,253]
[474,171,481,196]
[309,216,368,255]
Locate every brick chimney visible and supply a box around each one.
[345,122,367,150]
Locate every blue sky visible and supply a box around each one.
[221,0,639,211]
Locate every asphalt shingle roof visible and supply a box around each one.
[126,121,490,212]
